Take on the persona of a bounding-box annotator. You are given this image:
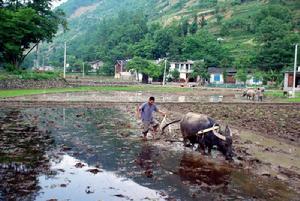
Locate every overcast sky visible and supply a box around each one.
[52,0,68,8]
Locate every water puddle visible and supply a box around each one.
[0,107,299,201]
[37,154,166,201]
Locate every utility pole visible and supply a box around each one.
[35,43,39,68]
[163,58,167,86]
[82,62,85,78]
[63,42,67,79]
[293,44,298,98]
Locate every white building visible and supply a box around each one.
[33,66,54,71]
[114,60,142,81]
[89,60,103,72]
[208,67,263,85]
[169,60,195,82]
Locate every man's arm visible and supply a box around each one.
[158,110,166,116]
[156,106,166,116]
[154,105,166,116]
[136,105,141,119]
[137,103,146,119]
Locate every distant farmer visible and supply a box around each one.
[138,97,166,139]
[257,87,263,102]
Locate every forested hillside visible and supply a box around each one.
[29,0,300,82]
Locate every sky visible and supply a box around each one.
[52,0,68,8]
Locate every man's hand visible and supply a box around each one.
[158,110,166,116]
[136,106,141,119]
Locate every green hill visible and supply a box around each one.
[30,0,299,76]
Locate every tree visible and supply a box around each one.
[200,15,207,28]
[170,69,180,81]
[216,14,223,24]
[126,57,161,83]
[253,5,298,71]
[100,62,115,76]
[189,15,198,34]
[129,35,156,59]
[182,30,228,66]
[153,28,174,58]
[235,68,248,85]
[253,70,263,83]
[191,61,209,84]
[0,1,67,69]
[261,69,283,86]
[255,17,298,71]
[181,19,189,36]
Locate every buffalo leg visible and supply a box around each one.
[198,143,206,155]
[183,139,191,147]
[208,145,213,155]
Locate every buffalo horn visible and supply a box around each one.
[212,129,226,141]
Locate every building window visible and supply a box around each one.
[190,64,193,70]
[214,74,220,82]
[186,64,189,70]
[175,64,179,69]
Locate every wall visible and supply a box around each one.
[210,73,224,84]
[0,78,68,89]
[246,77,263,85]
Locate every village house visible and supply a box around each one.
[89,60,103,72]
[208,67,263,85]
[33,66,54,72]
[114,60,142,80]
[283,67,300,91]
[169,60,195,82]
[208,67,236,84]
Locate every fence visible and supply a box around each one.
[207,83,246,88]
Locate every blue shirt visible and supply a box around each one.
[140,102,158,122]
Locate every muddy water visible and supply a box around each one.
[238,129,300,173]
[0,107,298,201]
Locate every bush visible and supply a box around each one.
[170,69,180,81]
[0,70,61,80]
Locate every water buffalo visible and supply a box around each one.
[242,89,256,101]
[162,113,234,160]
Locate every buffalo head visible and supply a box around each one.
[213,125,233,160]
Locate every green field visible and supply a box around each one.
[265,90,300,103]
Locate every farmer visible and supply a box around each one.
[138,97,166,139]
[257,87,263,102]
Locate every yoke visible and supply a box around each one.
[196,125,220,136]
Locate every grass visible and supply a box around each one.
[0,85,194,98]
[265,90,300,103]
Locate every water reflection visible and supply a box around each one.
[178,153,231,185]
[0,110,52,201]
[37,155,166,201]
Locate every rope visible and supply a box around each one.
[159,115,167,131]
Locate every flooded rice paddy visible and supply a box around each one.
[0,107,299,201]
[3,91,250,103]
